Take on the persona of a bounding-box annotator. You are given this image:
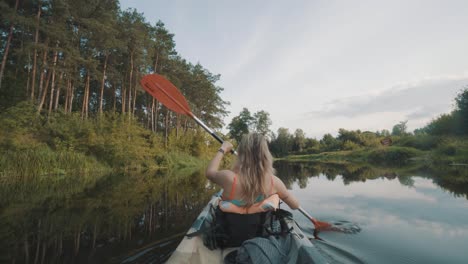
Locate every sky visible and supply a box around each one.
[120,0,468,138]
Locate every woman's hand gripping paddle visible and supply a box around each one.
[139,73,354,234]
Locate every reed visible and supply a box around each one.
[0,146,109,180]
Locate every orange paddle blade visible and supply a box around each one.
[313,220,332,230]
[140,74,191,115]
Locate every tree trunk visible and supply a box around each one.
[165,111,170,147]
[151,98,155,132]
[0,0,20,90]
[132,71,137,116]
[30,2,42,101]
[146,96,151,128]
[24,235,29,264]
[113,81,116,112]
[37,70,52,113]
[33,221,41,264]
[26,52,31,96]
[176,114,180,138]
[40,242,46,264]
[37,43,48,104]
[155,100,159,132]
[69,80,75,113]
[128,51,134,119]
[82,74,90,119]
[64,78,70,112]
[154,53,159,73]
[48,49,58,115]
[99,53,108,114]
[92,223,97,250]
[54,72,63,110]
[121,79,126,113]
[74,230,81,256]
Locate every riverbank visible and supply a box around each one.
[283,143,468,167]
[0,102,219,179]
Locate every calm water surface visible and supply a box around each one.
[276,162,468,264]
[1,161,468,263]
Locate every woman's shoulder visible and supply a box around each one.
[216,169,237,185]
[272,174,281,184]
[272,175,287,190]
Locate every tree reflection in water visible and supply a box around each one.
[1,162,467,263]
[0,169,215,263]
[274,160,468,199]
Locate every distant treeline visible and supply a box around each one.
[227,89,468,159]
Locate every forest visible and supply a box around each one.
[0,0,230,177]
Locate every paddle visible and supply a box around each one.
[139,73,332,231]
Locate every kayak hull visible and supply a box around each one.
[166,191,235,263]
[166,191,320,264]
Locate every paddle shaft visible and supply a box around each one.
[191,115,224,145]
[150,78,234,154]
[298,206,319,227]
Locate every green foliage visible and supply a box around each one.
[162,151,204,169]
[0,145,108,179]
[0,103,219,177]
[342,140,360,150]
[0,102,42,149]
[320,133,340,152]
[303,138,320,154]
[227,108,254,142]
[292,129,306,152]
[167,129,220,160]
[367,147,422,166]
[253,110,272,137]
[227,108,272,142]
[455,88,468,134]
[421,88,468,136]
[393,135,440,150]
[392,120,408,136]
[436,144,457,156]
[269,127,293,157]
[424,113,460,135]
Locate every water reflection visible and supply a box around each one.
[2,161,468,263]
[0,169,214,263]
[274,161,468,199]
[277,161,468,264]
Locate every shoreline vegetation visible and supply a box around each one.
[282,142,468,167]
[0,102,225,179]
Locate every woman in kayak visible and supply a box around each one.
[206,132,300,211]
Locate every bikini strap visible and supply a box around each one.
[228,175,237,201]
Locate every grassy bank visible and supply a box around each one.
[285,142,468,167]
[0,102,219,178]
[0,145,110,180]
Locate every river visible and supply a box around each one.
[1,161,467,263]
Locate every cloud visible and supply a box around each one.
[307,74,468,121]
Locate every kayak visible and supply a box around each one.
[166,191,332,264]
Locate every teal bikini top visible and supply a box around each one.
[222,175,274,206]
[229,195,265,206]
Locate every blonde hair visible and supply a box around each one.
[235,133,275,206]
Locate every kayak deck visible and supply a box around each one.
[166,191,236,263]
